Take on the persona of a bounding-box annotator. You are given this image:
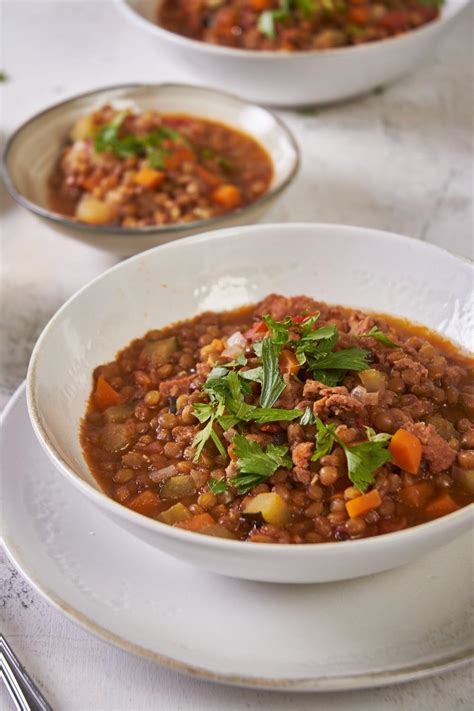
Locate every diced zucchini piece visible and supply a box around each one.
[359,369,387,393]
[244,493,291,527]
[157,502,192,525]
[427,414,457,441]
[452,466,474,495]
[160,475,196,499]
[139,337,178,368]
[198,524,236,540]
[103,403,134,424]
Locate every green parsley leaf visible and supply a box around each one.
[210,428,228,458]
[208,477,229,495]
[309,347,370,371]
[310,418,392,491]
[262,315,292,345]
[239,366,263,383]
[300,407,316,425]
[311,369,347,386]
[311,417,337,462]
[257,10,277,38]
[342,441,392,493]
[365,426,392,444]
[230,435,292,494]
[191,400,225,461]
[191,418,215,462]
[252,407,303,423]
[295,0,316,15]
[361,326,398,348]
[260,337,285,408]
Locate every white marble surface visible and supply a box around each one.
[0,1,473,709]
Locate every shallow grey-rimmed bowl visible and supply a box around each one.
[1,83,299,257]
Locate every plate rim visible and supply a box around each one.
[1,382,473,692]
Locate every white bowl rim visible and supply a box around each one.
[26,222,474,557]
[119,0,468,61]
[0,82,300,236]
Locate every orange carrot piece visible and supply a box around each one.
[250,0,272,9]
[165,147,196,171]
[279,349,300,376]
[425,493,459,519]
[346,489,382,518]
[210,184,242,209]
[133,168,165,190]
[176,513,215,531]
[227,443,238,461]
[389,428,422,475]
[399,482,433,509]
[347,6,371,24]
[93,375,121,410]
[128,490,161,518]
[194,164,221,187]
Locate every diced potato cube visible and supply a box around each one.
[244,493,291,527]
[70,114,97,141]
[160,475,196,499]
[139,337,178,368]
[157,502,192,525]
[76,195,116,225]
[359,369,387,393]
[103,404,134,424]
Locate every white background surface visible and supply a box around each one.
[0,1,473,709]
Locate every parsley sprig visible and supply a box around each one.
[361,326,398,348]
[191,367,302,461]
[311,418,392,492]
[230,434,292,494]
[94,113,188,168]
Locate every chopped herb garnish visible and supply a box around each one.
[300,407,316,425]
[312,418,337,462]
[208,477,229,495]
[343,441,392,493]
[361,326,398,348]
[260,337,286,408]
[308,347,370,372]
[311,417,392,492]
[230,434,292,494]
[94,114,188,164]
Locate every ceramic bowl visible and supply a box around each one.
[119,0,468,107]
[1,84,299,257]
[26,223,473,583]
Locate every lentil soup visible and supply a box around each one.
[158,1,442,52]
[81,294,474,543]
[48,105,273,228]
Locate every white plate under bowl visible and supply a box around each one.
[1,384,472,691]
[120,0,469,107]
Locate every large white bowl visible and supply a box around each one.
[27,223,474,584]
[120,0,469,107]
[1,84,298,257]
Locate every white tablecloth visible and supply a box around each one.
[1,1,472,708]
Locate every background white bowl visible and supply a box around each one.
[1,84,298,257]
[27,223,474,583]
[120,0,469,107]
